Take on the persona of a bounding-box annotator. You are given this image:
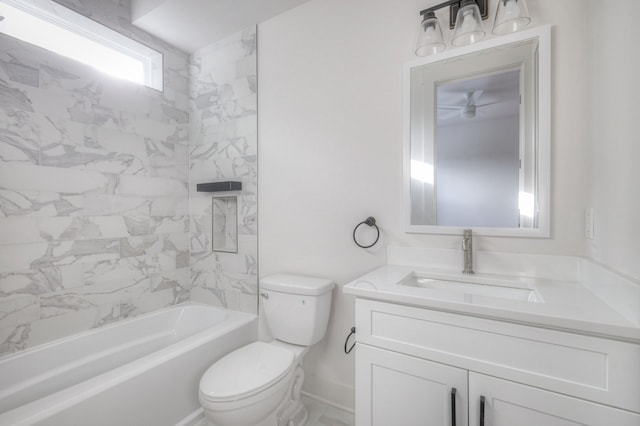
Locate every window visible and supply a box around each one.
[0,0,162,90]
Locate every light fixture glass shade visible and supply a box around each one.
[492,0,531,35]
[451,0,486,47]
[415,11,446,56]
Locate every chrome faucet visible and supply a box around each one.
[462,229,474,274]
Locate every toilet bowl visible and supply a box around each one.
[199,274,334,426]
[199,342,300,426]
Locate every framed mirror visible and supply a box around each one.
[403,26,550,237]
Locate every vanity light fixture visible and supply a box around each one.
[416,0,488,56]
[451,0,486,46]
[492,0,531,35]
[415,0,531,56]
[415,11,446,56]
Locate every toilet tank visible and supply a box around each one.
[260,274,334,346]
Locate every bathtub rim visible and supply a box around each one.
[0,302,244,363]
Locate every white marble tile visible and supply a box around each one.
[0,243,49,273]
[0,294,39,330]
[188,26,257,316]
[0,217,41,245]
[119,113,180,142]
[189,285,225,309]
[0,189,85,218]
[150,267,191,292]
[236,113,258,138]
[120,235,162,258]
[0,264,85,296]
[0,164,111,194]
[0,0,192,358]
[0,134,39,165]
[238,195,257,235]
[116,175,187,198]
[83,256,152,287]
[150,197,189,216]
[38,216,130,241]
[190,197,213,217]
[39,276,151,319]
[123,215,189,236]
[131,286,189,313]
[82,194,150,216]
[91,127,147,154]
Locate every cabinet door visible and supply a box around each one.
[356,344,468,426]
[469,372,640,426]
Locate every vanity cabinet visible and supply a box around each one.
[354,299,640,426]
[469,373,640,426]
[356,344,468,426]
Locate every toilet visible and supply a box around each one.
[199,274,334,426]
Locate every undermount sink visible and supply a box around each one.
[398,272,543,303]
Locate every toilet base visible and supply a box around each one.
[277,401,307,426]
[203,365,308,426]
[274,366,307,426]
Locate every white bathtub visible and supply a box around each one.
[0,304,258,426]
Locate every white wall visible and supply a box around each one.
[259,0,593,407]
[586,0,640,281]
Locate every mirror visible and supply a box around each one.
[403,26,550,237]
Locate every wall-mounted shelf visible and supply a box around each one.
[196,181,242,193]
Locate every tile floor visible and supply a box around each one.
[302,395,354,426]
[193,395,354,426]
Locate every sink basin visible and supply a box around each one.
[398,272,542,303]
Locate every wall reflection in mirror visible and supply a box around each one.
[405,28,550,237]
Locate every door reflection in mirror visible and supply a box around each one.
[435,69,520,228]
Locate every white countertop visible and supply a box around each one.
[343,265,640,343]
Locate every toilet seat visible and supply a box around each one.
[200,342,295,404]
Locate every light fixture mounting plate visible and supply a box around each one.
[449,0,488,29]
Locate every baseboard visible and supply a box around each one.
[302,375,355,412]
[301,391,355,414]
[175,408,205,426]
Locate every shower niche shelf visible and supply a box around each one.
[196,181,242,193]
[212,196,238,253]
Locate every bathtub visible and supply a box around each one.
[0,303,258,426]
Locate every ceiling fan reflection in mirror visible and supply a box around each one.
[436,68,521,122]
[437,90,504,120]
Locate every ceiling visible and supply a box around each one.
[131,0,311,53]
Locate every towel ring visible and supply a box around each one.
[353,216,380,249]
[344,327,356,354]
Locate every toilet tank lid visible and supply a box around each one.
[261,274,334,296]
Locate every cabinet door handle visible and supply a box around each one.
[450,387,457,426]
[480,395,486,426]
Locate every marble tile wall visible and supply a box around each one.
[189,28,258,315]
[0,0,191,356]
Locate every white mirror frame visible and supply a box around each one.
[402,25,551,237]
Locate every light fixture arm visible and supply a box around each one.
[419,0,488,28]
[420,0,466,17]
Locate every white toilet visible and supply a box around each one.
[199,274,334,426]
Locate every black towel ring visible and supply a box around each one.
[344,327,356,354]
[352,216,380,249]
